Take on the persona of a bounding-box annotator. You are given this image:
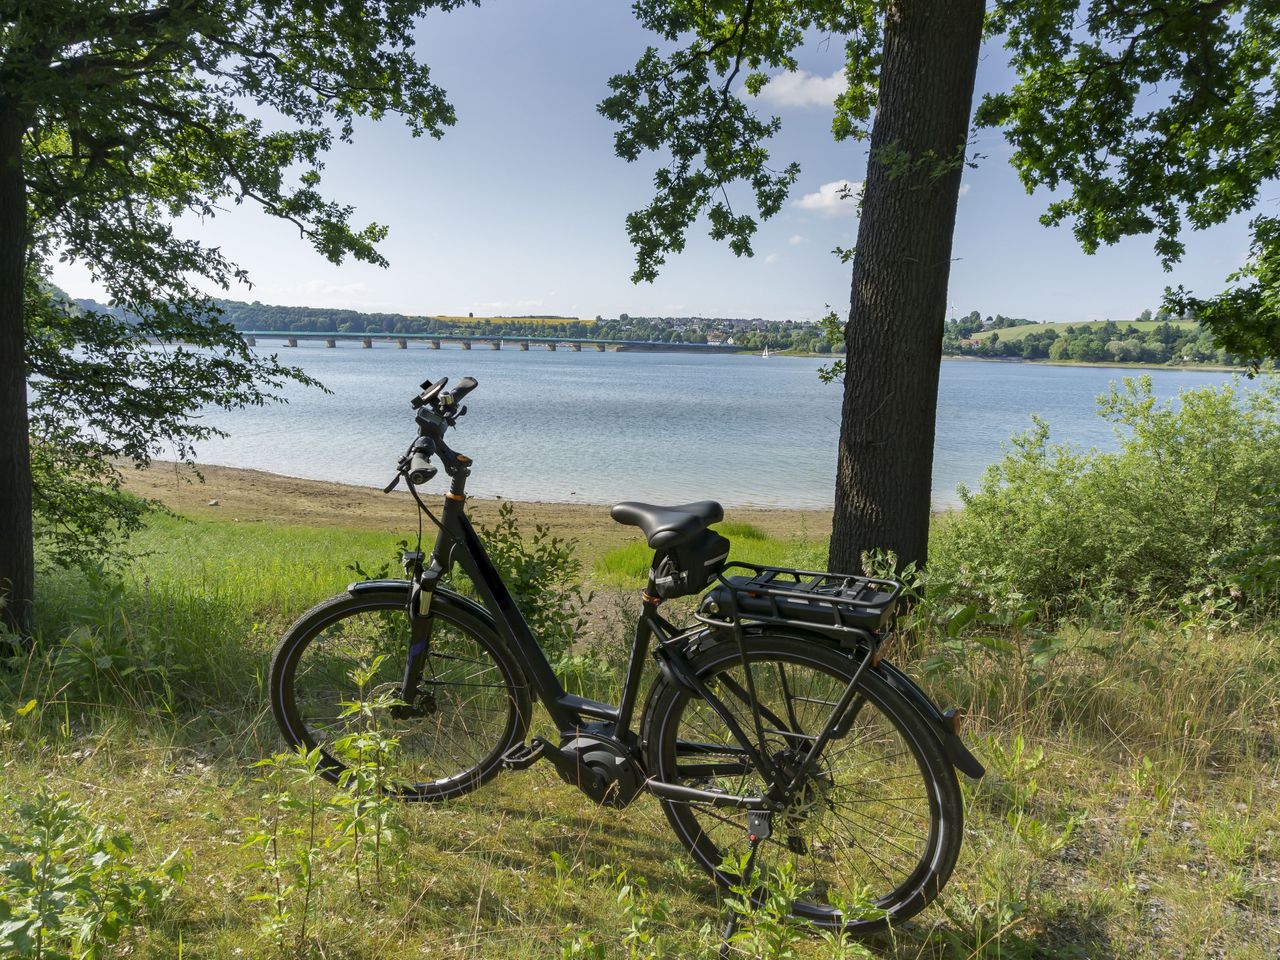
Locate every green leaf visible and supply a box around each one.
[946,603,978,638]
[972,634,1015,655]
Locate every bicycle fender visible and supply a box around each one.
[874,661,985,779]
[346,579,498,631]
[347,577,411,596]
[728,623,984,779]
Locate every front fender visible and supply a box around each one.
[346,579,498,632]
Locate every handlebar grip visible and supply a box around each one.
[407,452,436,486]
[450,376,478,403]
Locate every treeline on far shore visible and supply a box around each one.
[118,298,836,352]
[73,294,1261,366]
[942,310,1251,367]
[75,294,838,351]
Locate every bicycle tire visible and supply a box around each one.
[641,631,963,933]
[271,584,531,801]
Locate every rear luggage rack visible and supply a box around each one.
[696,562,902,642]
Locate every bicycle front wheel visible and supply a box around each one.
[271,585,530,800]
[641,633,962,934]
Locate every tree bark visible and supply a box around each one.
[829,0,984,575]
[0,93,33,637]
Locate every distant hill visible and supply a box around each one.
[947,317,1245,365]
[64,297,830,351]
[974,319,1197,342]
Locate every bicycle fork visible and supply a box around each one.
[396,553,443,714]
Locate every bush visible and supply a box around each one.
[0,793,186,959]
[930,375,1280,616]
[474,501,591,664]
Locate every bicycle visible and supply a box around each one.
[270,375,985,934]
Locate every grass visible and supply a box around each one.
[974,320,1198,342]
[2,509,1278,959]
[595,520,827,586]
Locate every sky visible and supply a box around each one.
[51,0,1258,325]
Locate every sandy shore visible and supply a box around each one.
[124,461,832,555]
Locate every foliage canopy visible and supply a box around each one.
[604,1,1280,367]
[7,0,469,566]
[979,0,1280,367]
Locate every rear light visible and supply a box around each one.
[943,708,964,735]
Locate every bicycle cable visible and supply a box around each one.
[406,478,444,543]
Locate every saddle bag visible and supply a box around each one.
[651,528,731,599]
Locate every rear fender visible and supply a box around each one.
[725,624,985,779]
[875,660,985,779]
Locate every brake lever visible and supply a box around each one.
[385,435,428,493]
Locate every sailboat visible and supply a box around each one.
[761,344,770,358]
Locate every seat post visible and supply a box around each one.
[642,558,663,607]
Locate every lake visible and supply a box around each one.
[183,345,1250,509]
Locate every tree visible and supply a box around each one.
[1,0,464,634]
[602,1,984,572]
[980,1,1280,369]
[604,0,1280,574]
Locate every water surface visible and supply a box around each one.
[184,346,1248,509]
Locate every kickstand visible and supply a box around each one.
[718,825,765,960]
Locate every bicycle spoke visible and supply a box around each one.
[656,642,945,923]
[288,609,517,792]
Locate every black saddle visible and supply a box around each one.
[610,500,724,550]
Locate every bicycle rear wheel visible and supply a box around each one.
[271,585,530,800]
[641,633,962,934]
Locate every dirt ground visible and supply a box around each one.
[123,460,831,558]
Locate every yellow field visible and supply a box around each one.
[431,315,595,326]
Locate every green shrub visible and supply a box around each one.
[930,375,1280,616]
[0,793,186,959]
[475,501,592,664]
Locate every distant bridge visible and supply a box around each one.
[236,331,740,354]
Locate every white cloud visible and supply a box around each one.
[764,253,780,265]
[793,180,862,217]
[787,234,806,246]
[958,183,971,198]
[297,280,369,298]
[754,69,846,109]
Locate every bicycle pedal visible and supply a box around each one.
[501,738,548,771]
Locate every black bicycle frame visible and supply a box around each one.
[392,455,889,814]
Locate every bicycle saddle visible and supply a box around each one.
[610,500,724,549]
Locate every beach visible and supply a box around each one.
[123,460,833,562]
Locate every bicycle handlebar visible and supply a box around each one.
[386,374,478,492]
[450,376,478,405]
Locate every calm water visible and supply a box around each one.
[184,345,1248,509]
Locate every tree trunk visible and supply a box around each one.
[0,93,33,637]
[829,0,984,575]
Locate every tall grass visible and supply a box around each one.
[595,520,826,586]
[0,502,1277,959]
